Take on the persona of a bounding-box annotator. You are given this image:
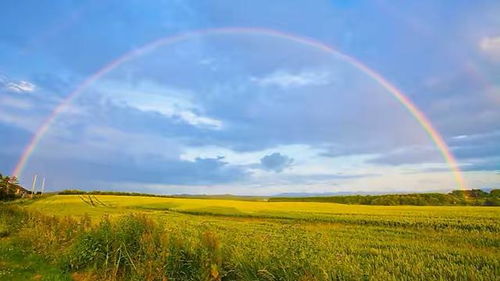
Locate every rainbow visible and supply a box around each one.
[12,27,467,190]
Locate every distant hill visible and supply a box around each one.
[274,192,355,197]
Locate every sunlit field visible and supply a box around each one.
[1,195,498,280]
[27,195,500,230]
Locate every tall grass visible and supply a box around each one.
[1,206,228,280]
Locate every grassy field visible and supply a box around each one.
[1,195,499,280]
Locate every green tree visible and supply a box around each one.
[0,173,21,200]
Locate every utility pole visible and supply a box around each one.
[41,177,46,195]
[31,174,37,198]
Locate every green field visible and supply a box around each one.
[1,195,499,280]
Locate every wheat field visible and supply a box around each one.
[1,195,499,280]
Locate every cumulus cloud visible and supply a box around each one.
[479,36,500,61]
[260,152,294,172]
[251,69,331,88]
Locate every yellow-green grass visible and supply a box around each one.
[8,195,500,280]
[28,195,499,230]
[28,194,500,217]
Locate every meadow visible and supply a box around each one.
[1,195,499,280]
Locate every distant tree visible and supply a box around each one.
[490,189,500,197]
[0,173,22,200]
[270,189,499,206]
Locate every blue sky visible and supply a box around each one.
[0,0,499,195]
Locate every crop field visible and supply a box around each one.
[1,195,499,280]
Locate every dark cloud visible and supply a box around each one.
[461,160,500,172]
[449,132,500,159]
[424,158,500,173]
[25,155,248,189]
[450,132,500,172]
[363,131,500,170]
[366,136,500,174]
[260,152,293,172]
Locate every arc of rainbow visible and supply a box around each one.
[12,27,467,190]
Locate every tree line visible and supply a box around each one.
[269,189,500,206]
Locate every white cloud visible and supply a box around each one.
[6,80,36,93]
[97,80,223,130]
[251,69,331,89]
[0,74,36,93]
[176,110,222,128]
[131,97,222,129]
[479,36,500,61]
